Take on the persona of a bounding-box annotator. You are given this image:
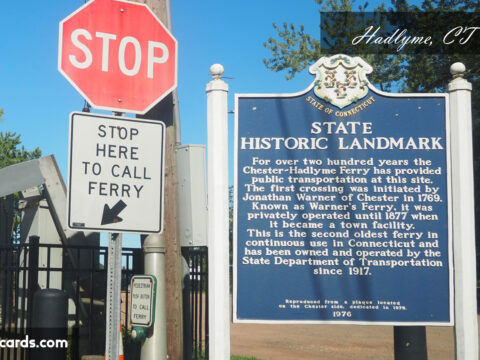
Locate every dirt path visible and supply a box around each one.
[231,317,479,359]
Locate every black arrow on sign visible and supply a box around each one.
[101,200,127,225]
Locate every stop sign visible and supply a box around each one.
[58,0,177,114]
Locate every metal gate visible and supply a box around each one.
[0,238,140,360]
[0,239,209,359]
[183,247,209,360]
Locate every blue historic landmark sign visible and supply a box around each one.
[234,55,453,325]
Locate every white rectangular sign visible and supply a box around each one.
[130,275,156,327]
[67,112,165,233]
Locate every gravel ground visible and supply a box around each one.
[230,317,479,359]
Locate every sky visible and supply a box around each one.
[0,0,323,245]
[0,0,320,174]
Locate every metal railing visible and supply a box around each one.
[183,247,209,360]
[0,239,139,360]
[0,239,209,359]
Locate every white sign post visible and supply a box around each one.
[67,112,165,234]
[206,64,230,360]
[449,63,479,359]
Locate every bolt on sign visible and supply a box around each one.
[234,54,453,325]
[58,0,177,114]
[67,112,165,233]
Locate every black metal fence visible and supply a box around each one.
[183,247,209,360]
[0,239,209,359]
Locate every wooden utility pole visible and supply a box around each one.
[134,0,184,358]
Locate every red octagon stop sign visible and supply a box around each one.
[59,0,177,114]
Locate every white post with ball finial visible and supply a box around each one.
[206,64,230,360]
[448,62,478,359]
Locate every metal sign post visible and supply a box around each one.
[67,111,165,358]
[60,0,178,356]
[105,232,122,360]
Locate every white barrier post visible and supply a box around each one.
[448,62,479,359]
[206,64,230,360]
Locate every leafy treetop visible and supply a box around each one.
[0,130,42,169]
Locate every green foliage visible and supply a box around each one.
[263,0,480,282]
[0,131,42,169]
[263,0,406,91]
[263,0,480,95]
[263,22,322,80]
[0,114,42,244]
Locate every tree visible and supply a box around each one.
[0,111,42,244]
[263,0,480,276]
[0,131,42,169]
[263,0,406,91]
[265,0,479,90]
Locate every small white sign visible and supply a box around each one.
[67,112,165,233]
[130,275,156,327]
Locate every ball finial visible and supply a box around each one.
[450,62,466,78]
[210,64,224,80]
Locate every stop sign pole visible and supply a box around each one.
[105,232,122,360]
[59,0,177,359]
